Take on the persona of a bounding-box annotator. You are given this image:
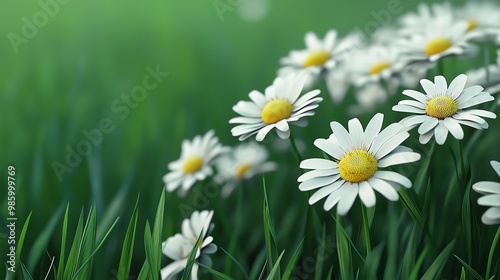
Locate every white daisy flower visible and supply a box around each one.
[393,74,496,145]
[229,73,322,141]
[163,130,228,195]
[161,210,217,280]
[456,1,500,41]
[472,161,500,225]
[215,142,277,197]
[465,50,500,95]
[347,81,398,116]
[349,45,403,87]
[278,30,357,89]
[398,17,478,68]
[298,113,421,215]
[398,3,455,35]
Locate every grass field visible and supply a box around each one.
[2,0,500,279]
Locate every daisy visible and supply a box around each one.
[278,30,338,88]
[163,130,228,196]
[455,1,500,41]
[230,73,322,141]
[472,161,500,225]
[161,210,217,280]
[215,142,277,197]
[465,50,500,95]
[393,74,496,145]
[349,45,403,87]
[397,17,478,68]
[298,113,421,215]
[398,2,455,36]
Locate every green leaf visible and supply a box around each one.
[20,262,34,280]
[16,212,32,272]
[420,239,456,280]
[282,239,304,280]
[314,227,326,280]
[336,214,352,280]
[197,262,235,280]
[181,231,203,280]
[401,225,420,279]
[398,187,423,227]
[453,254,484,280]
[220,247,249,280]
[63,207,85,279]
[57,204,70,280]
[263,177,279,276]
[266,250,285,280]
[117,195,140,280]
[409,247,428,280]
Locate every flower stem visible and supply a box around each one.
[289,131,303,164]
[485,226,500,280]
[361,203,372,256]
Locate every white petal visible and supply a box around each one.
[483,207,500,220]
[434,121,449,145]
[374,131,409,159]
[323,184,347,211]
[191,263,199,280]
[299,176,340,191]
[443,118,464,140]
[434,75,448,95]
[374,170,412,188]
[402,89,428,103]
[448,74,467,99]
[348,118,364,148]
[466,109,496,119]
[458,94,494,109]
[420,78,436,97]
[294,90,322,108]
[309,180,345,205]
[473,181,500,195]
[417,117,439,135]
[330,121,352,149]
[229,117,263,124]
[248,90,267,107]
[275,119,290,132]
[392,104,426,114]
[276,128,290,139]
[255,125,275,142]
[378,152,421,167]
[419,130,434,144]
[456,119,488,130]
[161,259,187,280]
[491,161,500,177]
[362,113,383,149]
[368,177,399,201]
[401,115,429,128]
[233,101,261,117]
[478,195,500,207]
[337,183,359,216]
[370,123,402,155]
[398,100,426,109]
[300,158,338,170]
[359,181,376,208]
[298,169,339,182]
[314,138,345,160]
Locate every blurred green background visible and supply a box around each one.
[6,0,500,278]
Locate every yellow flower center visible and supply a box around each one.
[424,37,452,56]
[236,163,252,178]
[183,156,203,173]
[369,61,391,75]
[466,19,478,32]
[338,150,378,183]
[303,50,331,68]
[425,96,458,119]
[261,99,293,124]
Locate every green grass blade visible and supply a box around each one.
[74,204,97,279]
[15,212,32,272]
[117,195,140,280]
[486,226,500,280]
[181,231,203,280]
[197,262,235,280]
[282,239,304,280]
[453,254,484,280]
[398,187,423,227]
[421,239,456,280]
[220,247,249,280]
[150,189,166,279]
[314,227,326,280]
[20,262,34,280]
[249,248,267,280]
[57,204,70,279]
[266,250,285,280]
[143,221,155,279]
[63,208,85,279]
[263,177,278,276]
[363,242,384,279]
[336,214,352,280]
[72,217,119,279]
[401,225,419,279]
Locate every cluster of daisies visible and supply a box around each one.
[159,2,500,279]
[276,2,500,114]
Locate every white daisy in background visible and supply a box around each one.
[472,161,500,225]
[298,113,421,215]
[393,74,496,145]
[230,73,322,141]
[349,45,403,87]
[215,142,277,197]
[161,210,217,280]
[455,1,500,41]
[163,130,228,196]
[347,81,399,116]
[325,65,352,104]
[465,49,500,95]
[278,30,339,88]
[398,17,478,69]
[398,3,454,35]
